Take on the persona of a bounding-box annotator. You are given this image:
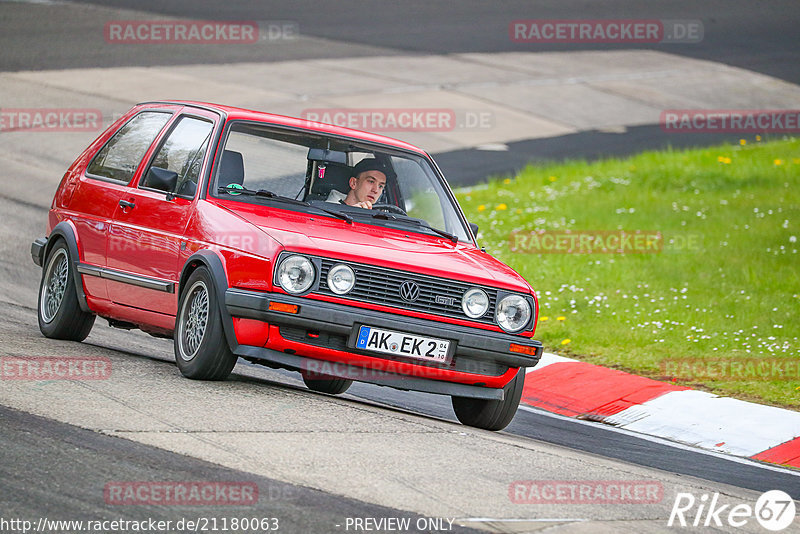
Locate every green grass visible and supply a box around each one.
[456,138,800,409]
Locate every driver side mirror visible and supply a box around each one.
[143,166,178,194]
[469,222,479,238]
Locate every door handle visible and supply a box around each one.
[119,199,135,210]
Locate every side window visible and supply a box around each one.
[86,112,171,183]
[219,128,308,198]
[143,116,213,196]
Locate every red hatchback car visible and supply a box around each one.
[33,101,542,430]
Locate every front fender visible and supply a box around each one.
[179,250,239,353]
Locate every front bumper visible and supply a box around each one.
[225,288,542,382]
[31,237,48,267]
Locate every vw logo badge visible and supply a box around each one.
[399,280,420,302]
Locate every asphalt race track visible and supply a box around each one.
[1,1,798,532]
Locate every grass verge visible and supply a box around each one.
[456,137,800,409]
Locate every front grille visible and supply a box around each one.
[317,259,497,324]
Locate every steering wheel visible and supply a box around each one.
[372,203,407,215]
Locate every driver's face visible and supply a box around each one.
[349,171,386,204]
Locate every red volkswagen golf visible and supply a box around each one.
[32,101,541,430]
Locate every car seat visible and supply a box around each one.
[307,161,353,201]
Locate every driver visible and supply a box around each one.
[326,158,387,209]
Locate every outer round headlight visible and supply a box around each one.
[496,294,531,333]
[462,288,489,318]
[277,255,315,294]
[327,264,355,295]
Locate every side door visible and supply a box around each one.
[106,110,218,316]
[69,110,173,301]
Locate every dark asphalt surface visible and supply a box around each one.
[0,404,480,534]
[4,0,796,183]
[5,0,799,85]
[338,378,800,498]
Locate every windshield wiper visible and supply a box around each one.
[417,221,458,243]
[366,210,458,243]
[217,185,353,224]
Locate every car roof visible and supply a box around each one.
[138,100,429,156]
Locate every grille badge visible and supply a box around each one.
[399,280,420,302]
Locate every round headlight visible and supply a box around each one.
[496,294,531,333]
[327,264,355,295]
[462,288,489,318]
[277,255,315,294]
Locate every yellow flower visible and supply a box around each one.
[503,178,511,184]
[717,156,731,164]
[756,135,761,141]
[561,339,571,345]
[557,316,566,321]
[539,316,549,322]
[774,159,783,166]
[516,208,522,214]
[739,139,746,146]
[496,203,508,210]
[477,205,486,212]
[548,176,557,182]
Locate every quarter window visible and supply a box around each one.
[86,111,171,183]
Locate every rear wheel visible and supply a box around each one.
[302,373,353,395]
[452,368,525,431]
[37,240,95,341]
[174,267,237,380]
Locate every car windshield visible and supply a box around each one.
[211,121,472,242]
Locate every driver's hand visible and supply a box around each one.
[355,200,373,209]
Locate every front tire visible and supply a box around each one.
[301,373,353,395]
[452,368,525,431]
[37,240,95,341]
[174,267,237,380]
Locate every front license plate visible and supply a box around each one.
[355,325,450,363]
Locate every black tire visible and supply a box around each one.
[37,240,95,341]
[174,267,237,380]
[302,373,353,395]
[452,368,525,431]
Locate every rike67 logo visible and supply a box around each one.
[669,490,796,531]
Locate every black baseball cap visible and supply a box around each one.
[352,157,395,178]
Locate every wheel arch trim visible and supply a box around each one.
[179,250,238,352]
[42,221,91,314]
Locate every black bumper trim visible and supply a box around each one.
[235,345,504,400]
[225,288,542,369]
[31,237,47,267]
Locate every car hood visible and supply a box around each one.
[222,202,531,292]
